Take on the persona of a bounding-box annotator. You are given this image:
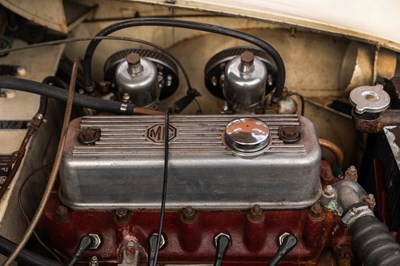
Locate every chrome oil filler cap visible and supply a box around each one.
[224,118,270,153]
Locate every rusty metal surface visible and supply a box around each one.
[384,126,400,171]
[41,192,350,265]
[354,110,400,133]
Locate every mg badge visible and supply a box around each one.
[146,124,177,143]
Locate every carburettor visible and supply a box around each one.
[115,52,160,107]
[223,51,267,107]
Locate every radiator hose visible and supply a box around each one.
[323,180,400,266]
[349,212,400,266]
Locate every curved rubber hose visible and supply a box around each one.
[39,76,70,116]
[0,235,62,266]
[83,18,285,103]
[42,76,69,90]
[0,76,135,114]
[350,215,400,266]
[37,95,47,117]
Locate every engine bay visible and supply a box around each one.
[0,1,400,266]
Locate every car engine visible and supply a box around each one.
[0,1,400,266]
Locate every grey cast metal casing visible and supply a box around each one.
[60,114,321,210]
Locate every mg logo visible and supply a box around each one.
[146,124,177,143]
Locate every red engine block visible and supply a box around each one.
[40,195,351,265]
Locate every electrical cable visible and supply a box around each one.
[3,58,79,266]
[0,35,192,92]
[0,36,13,48]
[0,235,62,266]
[66,235,95,266]
[82,18,285,103]
[194,98,203,114]
[0,36,13,57]
[152,107,171,266]
[0,113,44,200]
[17,161,61,262]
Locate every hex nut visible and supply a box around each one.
[247,204,265,223]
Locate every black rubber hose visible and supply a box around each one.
[37,94,48,117]
[350,215,400,266]
[0,235,62,266]
[40,76,70,116]
[42,76,69,90]
[40,76,69,117]
[82,18,286,103]
[0,76,135,114]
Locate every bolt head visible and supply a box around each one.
[55,205,69,222]
[126,53,141,65]
[78,127,101,145]
[116,209,127,218]
[56,205,68,216]
[250,204,262,216]
[181,206,196,224]
[278,126,301,143]
[183,206,194,216]
[248,204,265,223]
[324,185,335,197]
[240,51,255,64]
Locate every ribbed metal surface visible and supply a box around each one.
[61,114,320,210]
[72,115,305,156]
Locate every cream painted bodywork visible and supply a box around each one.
[1,0,399,51]
[134,0,400,51]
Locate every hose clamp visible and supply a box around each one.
[120,103,128,112]
[342,205,374,227]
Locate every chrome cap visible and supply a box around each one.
[224,118,270,152]
[349,85,390,114]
